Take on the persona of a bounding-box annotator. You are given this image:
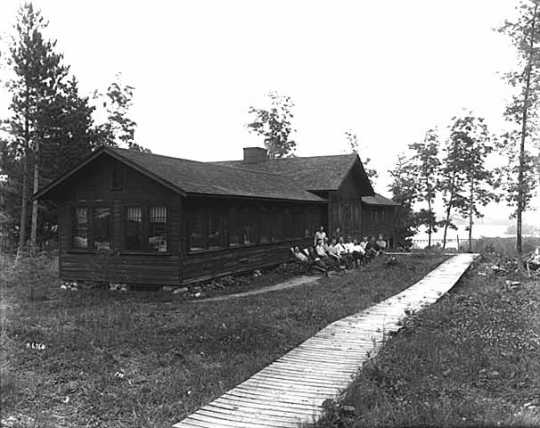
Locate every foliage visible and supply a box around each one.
[247,91,296,159]
[452,116,497,250]
[388,154,419,248]
[1,3,101,248]
[3,251,58,301]
[93,74,148,152]
[497,0,540,254]
[4,2,69,249]
[439,116,477,248]
[494,129,538,217]
[1,5,147,249]
[407,129,441,246]
[345,129,378,183]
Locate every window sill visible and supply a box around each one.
[67,249,172,256]
[187,238,310,255]
[119,250,172,256]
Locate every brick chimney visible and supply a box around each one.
[243,147,268,163]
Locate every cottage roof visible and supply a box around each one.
[361,193,399,206]
[35,147,326,202]
[110,148,325,202]
[213,153,371,192]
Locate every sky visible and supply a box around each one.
[0,0,538,237]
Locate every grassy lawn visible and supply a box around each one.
[313,255,540,428]
[0,254,445,428]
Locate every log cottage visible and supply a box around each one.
[35,146,399,286]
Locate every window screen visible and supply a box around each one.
[149,206,167,252]
[125,207,144,250]
[72,207,89,249]
[93,207,112,250]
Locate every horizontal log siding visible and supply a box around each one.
[60,253,180,285]
[182,238,311,284]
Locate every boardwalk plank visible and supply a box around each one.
[174,254,477,428]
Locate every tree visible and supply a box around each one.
[247,91,296,159]
[93,74,148,152]
[344,130,378,183]
[388,154,418,249]
[407,129,441,247]
[439,117,470,249]
[498,0,540,255]
[453,116,496,251]
[6,2,68,251]
[494,129,538,223]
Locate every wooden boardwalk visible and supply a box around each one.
[173,254,478,428]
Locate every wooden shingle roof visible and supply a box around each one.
[214,154,368,192]
[111,148,326,202]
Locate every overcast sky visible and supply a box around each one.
[0,0,537,233]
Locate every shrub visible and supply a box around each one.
[3,251,58,301]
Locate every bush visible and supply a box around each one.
[3,251,59,301]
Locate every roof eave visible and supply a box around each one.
[34,146,188,200]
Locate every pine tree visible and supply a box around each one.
[6,2,68,251]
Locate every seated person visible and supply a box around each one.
[336,237,354,269]
[351,239,366,266]
[365,236,379,259]
[291,246,309,263]
[306,245,329,274]
[343,237,355,254]
[326,238,342,262]
[376,234,387,253]
[315,239,339,269]
[359,236,369,252]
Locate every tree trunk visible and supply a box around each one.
[468,178,474,253]
[442,204,452,250]
[516,1,538,256]
[17,110,30,254]
[30,141,39,252]
[427,196,432,247]
[18,150,29,253]
[442,172,456,249]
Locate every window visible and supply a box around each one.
[189,209,206,251]
[259,207,272,244]
[208,211,225,249]
[240,207,258,245]
[72,207,89,248]
[149,207,168,252]
[125,207,144,250]
[93,207,112,250]
[271,209,284,242]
